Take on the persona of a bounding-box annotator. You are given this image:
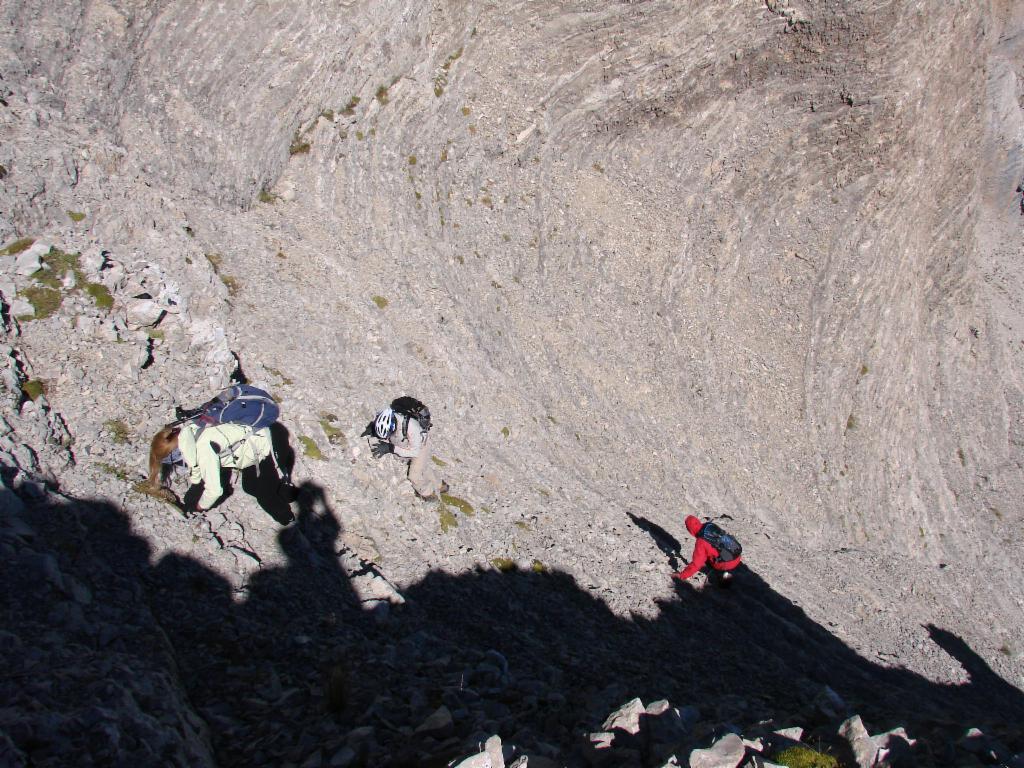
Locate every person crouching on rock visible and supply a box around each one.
[672,515,743,587]
[147,421,273,512]
[364,397,447,502]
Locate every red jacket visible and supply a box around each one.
[676,516,741,580]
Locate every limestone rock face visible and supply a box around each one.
[1,0,1024,766]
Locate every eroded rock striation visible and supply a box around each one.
[1,0,1023,765]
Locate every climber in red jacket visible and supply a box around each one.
[672,515,743,586]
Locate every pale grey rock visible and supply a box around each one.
[9,298,33,319]
[602,697,645,734]
[687,734,744,768]
[772,727,803,742]
[837,715,877,768]
[124,297,165,329]
[15,242,48,275]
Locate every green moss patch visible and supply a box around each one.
[773,746,838,768]
[104,419,131,444]
[341,95,360,116]
[319,416,347,446]
[21,379,45,401]
[439,506,458,533]
[265,366,293,385]
[0,237,34,256]
[289,129,312,155]
[441,493,474,517]
[67,210,86,223]
[299,435,325,460]
[85,282,113,310]
[98,462,130,482]
[18,285,61,319]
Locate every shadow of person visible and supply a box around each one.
[239,423,297,525]
[627,511,683,570]
[926,624,1024,722]
[9,481,1024,768]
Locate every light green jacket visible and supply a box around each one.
[177,423,273,509]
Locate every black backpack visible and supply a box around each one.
[390,396,431,437]
[698,522,742,562]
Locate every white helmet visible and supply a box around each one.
[374,407,397,439]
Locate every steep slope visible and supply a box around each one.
[2,0,1023,764]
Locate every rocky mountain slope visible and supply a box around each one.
[2,0,1024,765]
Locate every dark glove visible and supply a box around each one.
[371,442,393,459]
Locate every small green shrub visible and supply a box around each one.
[320,108,335,122]
[98,462,130,481]
[258,189,278,204]
[375,85,390,105]
[266,366,293,385]
[319,416,346,446]
[773,746,839,768]
[439,507,458,533]
[104,419,131,444]
[431,455,447,467]
[219,274,240,296]
[0,164,7,179]
[372,295,388,309]
[846,414,857,431]
[85,282,113,310]
[491,557,515,572]
[289,130,311,155]
[299,435,324,460]
[531,560,547,573]
[500,426,510,438]
[19,285,61,319]
[341,95,360,116]
[0,237,34,255]
[21,379,45,401]
[441,493,474,517]
[408,155,417,165]
[67,210,86,222]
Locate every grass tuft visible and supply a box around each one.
[21,379,45,401]
[0,237,34,256]
[298,435,325,460]
[104,419,131,444]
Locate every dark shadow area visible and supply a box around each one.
[4,487,1024,767]
[239,422,297,524]
[628,512,682,571]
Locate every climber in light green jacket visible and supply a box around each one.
[176,421,273,511]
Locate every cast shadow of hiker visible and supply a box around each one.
[628,512,683,571]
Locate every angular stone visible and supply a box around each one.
[125,298,165,329]
[688,733,744,768]
[838,715,877,768]
[602,697,645,734]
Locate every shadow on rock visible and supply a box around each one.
[4,485,1023,767]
